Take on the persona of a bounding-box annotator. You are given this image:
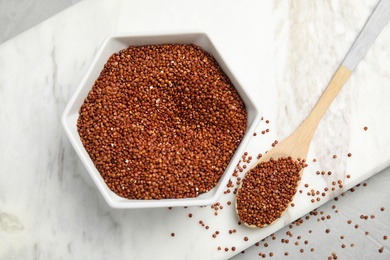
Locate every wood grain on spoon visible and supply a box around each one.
[251,66,351,170]
[236,0,390,228]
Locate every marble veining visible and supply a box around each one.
[0,213,24,232]
[0,0,389,259]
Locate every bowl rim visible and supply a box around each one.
[62,30,262,208]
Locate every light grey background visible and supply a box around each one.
[0,0,81,44]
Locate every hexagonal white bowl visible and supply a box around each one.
[62,31,261,208]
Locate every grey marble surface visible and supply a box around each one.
[0,0,80,43]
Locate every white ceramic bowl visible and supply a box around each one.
[62,31,261,208]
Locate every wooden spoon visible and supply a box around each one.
[236,0,390,228]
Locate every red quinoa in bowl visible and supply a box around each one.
[77,44,247,200]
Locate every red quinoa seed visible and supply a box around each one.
[236,157,304,227]
[77,44,247,200]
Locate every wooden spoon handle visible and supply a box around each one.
[302,0,390,136]
[302,66,352,138]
